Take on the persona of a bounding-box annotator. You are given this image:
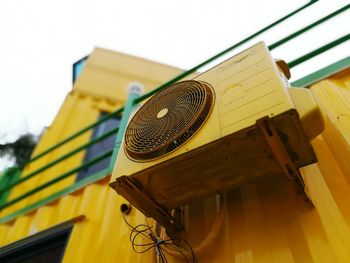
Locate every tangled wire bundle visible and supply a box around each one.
[123,216,197,263]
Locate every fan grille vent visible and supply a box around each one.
[124,80,215,161]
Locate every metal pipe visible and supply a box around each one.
[269,4,350,50]
[288,33,350,68]
[0,127,119,193]
[108,84,142,174]
[24,108,123,166]
[134,0,317,104]
[0,150,113,210]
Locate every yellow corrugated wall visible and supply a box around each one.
[0,47,184,220]
[0,68,350,262]
[0,92,121,218]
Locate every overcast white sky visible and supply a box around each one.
[0,0,349,169]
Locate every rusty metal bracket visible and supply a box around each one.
[256,116,310,201]
[110,176,183,236]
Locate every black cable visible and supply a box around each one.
[165,241,197,263]
[123,215,197,262]
[176,238,197,263]
[164,243,190,263]
[159,248,168,263]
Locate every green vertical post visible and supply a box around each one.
[0,167,21,206]
[108,83,143,174]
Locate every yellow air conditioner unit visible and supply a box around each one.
[110,42,324,232]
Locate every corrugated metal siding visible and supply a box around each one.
[0,48,184,219]
[0,92,118,218]
[1,68,350,262]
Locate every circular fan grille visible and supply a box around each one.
[124,80,215,161]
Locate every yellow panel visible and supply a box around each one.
[74,48,184,101]
[112,42,298,183]
[288,87,324,140]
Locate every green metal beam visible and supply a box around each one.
[0,150,113,210]
[23,108,123,166]
[0,168,21,206]
[0,167,109,224]
[134,0,317,104]
[108,90,140,174]
[288,33,350,68]
[291,56,350,87]
[269,4,350,50]
[0,127,119,193]
[12,0,317,183]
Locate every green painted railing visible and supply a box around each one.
[0,127,119,195]
[0,109,123,212]
[24,108,123,165]
[0,0,349,223]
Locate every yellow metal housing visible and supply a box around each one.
[112,43,300,181]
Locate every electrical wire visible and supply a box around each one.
[123,192,226,262]
[123,215,197,262]
[122,193,227,262]
[159,194,227,260]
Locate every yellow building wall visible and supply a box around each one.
[74,47,185,101]
[0,61,349,262]
[0,48,183,220]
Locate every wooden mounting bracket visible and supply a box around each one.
[256,116,310,202]
[110,176,183,236]
[110,111,316,235]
